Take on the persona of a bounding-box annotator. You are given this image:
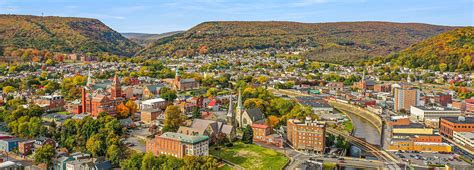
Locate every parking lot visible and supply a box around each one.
[392,151,471,167]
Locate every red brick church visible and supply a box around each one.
[81,72,124,117]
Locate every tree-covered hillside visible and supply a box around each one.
[0,15,140,57]
[137,21,455,63]
[389,27,473,72]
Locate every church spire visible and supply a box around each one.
[226,93,234,125]
[176,66,180,78]
[86,68,92,87]
[235,88,244,127]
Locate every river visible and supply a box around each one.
[345,111,381,146]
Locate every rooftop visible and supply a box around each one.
[160,132,209,144]
[392,123,426,129]
[411,106,460,112]
[442,117,474,124]
[455,132,474,140]
[142,98,165,105]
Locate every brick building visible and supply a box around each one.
[251,123,283,148]
[82,74,124,117]
[146,132,209,158]
[140,108,161,124]
[394,87,420,112]
[374,84,391,92]
[34,95,65,112]
[18,140,35,155]
[466,99,474,113]
[287,118,326,153]
[167,67,198,91]
[440,117,474,138]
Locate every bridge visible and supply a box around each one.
[327,128,399,164]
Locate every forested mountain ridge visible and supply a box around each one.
[387,27,473,72]
[0,15,140,57]
[137,21,456,63]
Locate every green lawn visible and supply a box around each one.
[217,164,233,170]
[211,142,289,170]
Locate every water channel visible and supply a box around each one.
[345,111,381,146]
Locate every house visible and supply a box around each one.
[65,157,112,170]
[143,84,164,99]
[35,137,56,148]
[0,138,20,152]
[0,161,24,169]
[251,123,283,148]
[18,140,35,155]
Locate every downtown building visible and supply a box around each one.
[394,86,420,112]
[287,118,326,153]
[146,132,209,158]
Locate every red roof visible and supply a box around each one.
[466,99,474,103]
[251,123,269,129]
[208,99,217,107]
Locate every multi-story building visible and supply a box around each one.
[374,84,391,93]
[388,115,411,126]
[0,138,20,152]
[287,118,326,153]
[82,74,124,117]
[410,106,461,122]
[146,132,209,158]
[140,98,166,110]
[466,99,474,113]
[18,140,35,155]
[388,139,452,152]
[394,87,420,112]
[140,108,161,124]
[440,117,474,138]
[453,132,474,148]
[434,93,452,107]
[251,123,283,148]
[391,123,434,139]
[34,95,65,112]
[451,100,466,112]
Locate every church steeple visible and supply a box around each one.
[175,66,181,81]
[86,68,92,87]
[235,88,244,127]
[226,93,234,125]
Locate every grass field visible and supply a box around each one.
[211,142,289,170]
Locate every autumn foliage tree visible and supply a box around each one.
[266,115,280,128]
[163,105,185,132]
[117,103,130,118]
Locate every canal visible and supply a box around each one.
[345,111,381,146]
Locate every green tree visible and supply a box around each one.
[106,144,121,166]
[160,87,178,102]
[86,134,106,157]
[242,125,253,144]
[120,153,144,169]
[34,144,56,166]
[2,86,15,94]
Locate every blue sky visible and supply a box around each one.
[1,0,473,33]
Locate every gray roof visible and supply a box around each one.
[245,108,265,122]
[181,78,196,83]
